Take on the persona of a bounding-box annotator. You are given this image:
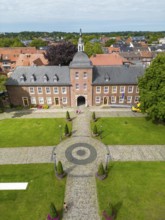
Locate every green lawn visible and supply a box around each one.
[92,117,165,144]
[0,118,72,147]
[0,164,66,220]
[96,162,165,220]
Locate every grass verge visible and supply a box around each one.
[0,164,66,220]
[92,117,165,144]
[96,162,165,220]
[0,118,72,147]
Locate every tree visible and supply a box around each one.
[97,163,105,176]
[57,161,64,175]
[45,42,77,65]
[105,39,116,47]
[66,111,71,121]
[30,39,47,48]
[64,124,69,136]
[93,124,98,135]
[138,53,165,121]
[84,42,102,57]
[92,112,96,121]
[0,75,7,92]
[49,202,58,218]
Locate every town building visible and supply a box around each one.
[6,32,144,108]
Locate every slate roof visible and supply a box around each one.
[92,66,144,85]
[6,66,70,86]
[69,51,93,68]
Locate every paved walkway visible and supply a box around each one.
[0,107,164,220]
[55,107,106,220]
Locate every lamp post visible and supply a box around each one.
[53,152,57,171]
[105,153,110,170]
[59,125,62,142]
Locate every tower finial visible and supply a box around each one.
[80,28,82,36]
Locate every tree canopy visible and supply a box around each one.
[0,75,7,92]
[30,39,48,48]
[0,37,24,47]
[45,42,77,66]
[138,53,165,121]
[84,42,102,57]
[105,39,116,47]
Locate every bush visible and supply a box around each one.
[43,104,49,109]
[92,112,96,121]
[98,163,105,176]
[15,105,24,110]
[93,124,98,135]
[102,202,113,219]
[0,108,4,113]
[66,111,71,120]
[64,124,69,136]
[49,202,58,218]
[57,161,64,175]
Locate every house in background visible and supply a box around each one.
[6,32,144,108]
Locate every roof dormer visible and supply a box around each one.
[53,74,59,82]
[43,74,49,82]
[30,74,36,82]
[20,74,26,82]
[104,73,110,82]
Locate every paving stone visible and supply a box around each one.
[0,106,164,220]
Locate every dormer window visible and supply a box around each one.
[53,74,58,82]
[30,74,36,82]
[20,74,26,82]
[43,74,49,82]
[104,73,110,82]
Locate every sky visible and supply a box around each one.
[0,0,165,32]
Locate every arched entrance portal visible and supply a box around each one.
[77,96,86,106]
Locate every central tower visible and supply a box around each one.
[69,29,93,107]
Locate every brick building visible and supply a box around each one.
[6,33,144,108]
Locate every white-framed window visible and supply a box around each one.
[83,83,87,90]
[96,86,101,94]
[45,87,51,94]
[30,97,36,104]
[120,86,125,93]
[95,96,101,104]
[134,96,140,103]
[104,86,109,94]
[128,86,133,93]
[111,96,116,103]
[61,87,66,94]
[83,72,87,79]
[46,97,52,105]
[29,87,35,94]
[62,97,67,104]
[54,87,59,94]
[76,84,79,90]
[37,87,42,94]
[127,96,132,103]
[119,96,124,103]
[75,72,79,79]
[112,86,117,93]
[136,86,139,93]
[38,97,44,104]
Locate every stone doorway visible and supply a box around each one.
[77,96,86,106]
[103,97,108,105]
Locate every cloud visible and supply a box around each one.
[0,0,165,31]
